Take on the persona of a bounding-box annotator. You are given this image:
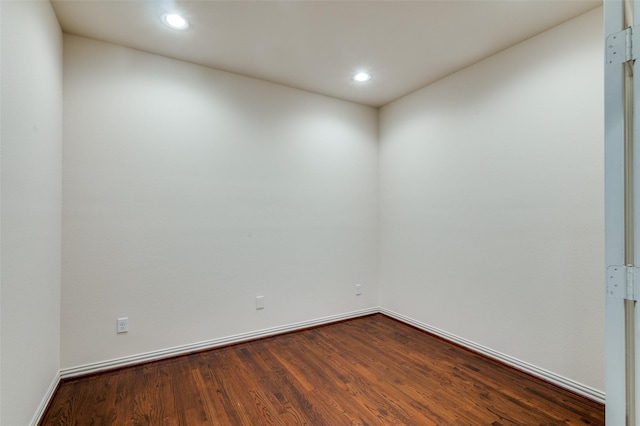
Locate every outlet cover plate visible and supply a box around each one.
[117,317,128,334]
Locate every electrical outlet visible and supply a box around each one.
[117,317,128,334]
[256,296,265,310]
[355,284,362,295]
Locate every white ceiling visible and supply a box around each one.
[51,0,602,107]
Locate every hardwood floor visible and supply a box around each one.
[40,314,604,425]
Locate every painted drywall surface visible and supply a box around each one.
[62,35,378,368]
[379,8,604,391]
[0,1,63,424]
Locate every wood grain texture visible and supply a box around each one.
[40,314,604,425]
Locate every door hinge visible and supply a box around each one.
[606,26,640,65]
[607,265,639,301]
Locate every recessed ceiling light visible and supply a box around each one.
[162,13,189,30]
[353,72,372,82]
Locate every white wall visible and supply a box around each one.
[62,35,378,368]
[379,8,604,391]
[0,1,63,424]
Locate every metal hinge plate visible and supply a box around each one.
[607,265,639,301]
[606,27,639,65]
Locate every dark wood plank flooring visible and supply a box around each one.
[40,314,604,425]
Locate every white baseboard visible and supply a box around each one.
[60,307,379,379]
[53,305,604,417]
[29,370,61,426]
[380,308,606,405]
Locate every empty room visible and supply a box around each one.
[1,0,610,424]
